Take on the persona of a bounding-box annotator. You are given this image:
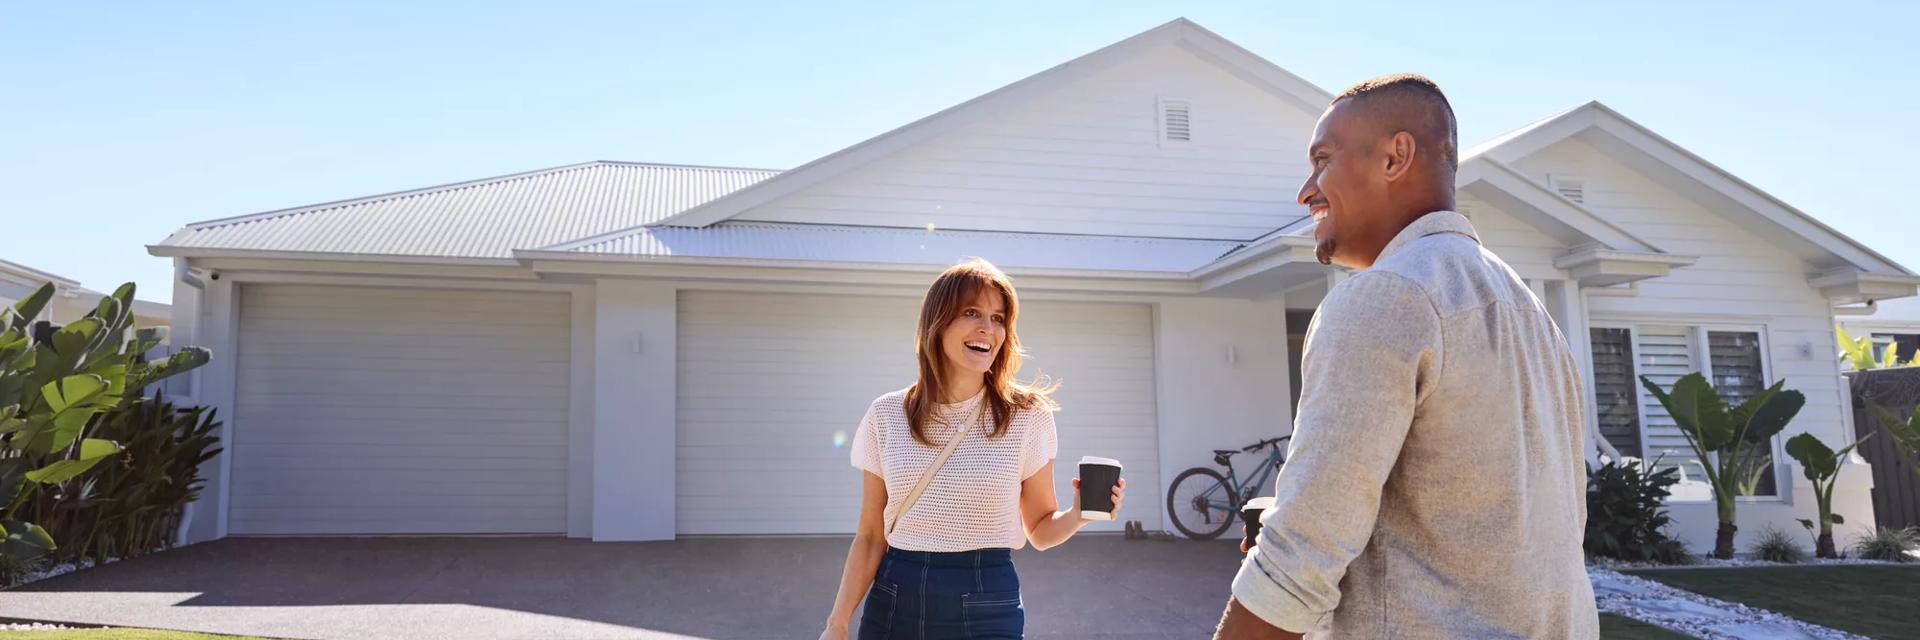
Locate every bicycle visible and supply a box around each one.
[1165,435,1291,540]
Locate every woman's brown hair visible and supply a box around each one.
[903,259,1058,446]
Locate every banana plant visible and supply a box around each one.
[0,282,209,571]
[1785,432,1872,558]
[1640,373,1805,559]
[1837,324,1914,371]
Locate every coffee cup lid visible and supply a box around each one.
[1077,456,1121,468]
[1243,496,1276,510]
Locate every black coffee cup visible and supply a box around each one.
[1078,456,1122,520]
[1241,496,1276,548]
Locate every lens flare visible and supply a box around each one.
[832,431,848,448]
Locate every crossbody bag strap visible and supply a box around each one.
[886,394,988,536]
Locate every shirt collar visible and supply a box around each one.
[1376,210,1480,262]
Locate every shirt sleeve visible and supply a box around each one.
[1231,270,1443,633]
[850,401,884,477]
[1020,406,1059,480]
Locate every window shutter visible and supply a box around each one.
[1635,326,1696,469]
[1590,328,1642,459]
[1709,331,1775,495]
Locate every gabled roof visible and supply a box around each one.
[638,18,1333,230]
[1465,101,1914,277]
[152,161,777,260]
[0,258,81,289]
[522,222,1247,275]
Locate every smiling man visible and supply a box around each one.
[1212,75,1598,639]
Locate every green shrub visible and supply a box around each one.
[1,282,208,572]
[1586,459,1686,564]
[1648,538,1696,566]
[1851,527,1920,562]
[1751,525,1807,563]
[36,395,221,565]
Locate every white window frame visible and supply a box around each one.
[1589,319,1783,501]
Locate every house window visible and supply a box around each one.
[1589,322,1781,500]
[1589,327,1642,459]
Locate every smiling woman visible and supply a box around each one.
[817,258,1126,640]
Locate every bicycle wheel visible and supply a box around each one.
[1166,467,1238,540]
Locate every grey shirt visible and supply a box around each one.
[1231,211,1598,638]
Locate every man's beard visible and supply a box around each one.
[1315,237,1336,266]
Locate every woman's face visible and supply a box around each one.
[939,287,1008,381]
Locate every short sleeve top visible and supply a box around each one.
[850,387,1058,552]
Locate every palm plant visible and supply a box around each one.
[1785,432,1872,558]
[1838,324,1914,371]
[1639,373,1804,559]
[0,283,208,570]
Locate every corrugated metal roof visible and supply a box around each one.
[157,161,779,259]
[553,222,1248,274]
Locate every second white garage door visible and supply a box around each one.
[675,291,1160,535]
[229,284,571,535]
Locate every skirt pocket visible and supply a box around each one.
[858,581,899,639]
[959,590,1024,639]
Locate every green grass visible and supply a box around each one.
[1625,565,1920,639]
[1600,613,1694,639]
[0,630,267,640]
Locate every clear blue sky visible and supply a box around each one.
[5,1,1915,304]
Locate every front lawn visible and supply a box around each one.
[1600,613,1693,639]
[1625,565,1920,639]
[0,630,266,640]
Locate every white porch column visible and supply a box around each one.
[592,280,678,541]
[1152,297,1293,509]
[1544,279,1604,463]
[183,276,239,543]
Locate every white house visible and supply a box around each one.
[2,258,172,330]
[151,19,1918,552]
[1840,297,1920,365]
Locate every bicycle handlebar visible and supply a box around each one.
[1242,435,1292,452]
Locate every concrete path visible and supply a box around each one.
[0,536,1246,640]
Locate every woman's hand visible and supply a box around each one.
[1068,477,1127,517]
[820,621,849,640]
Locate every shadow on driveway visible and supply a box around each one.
[0,535,1245,640]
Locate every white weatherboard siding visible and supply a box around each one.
[1513,139,1877,547]
[1459,195,1569,281]
[734,44,1317,240]
[674,291,1160,535]
[230,285,571,535]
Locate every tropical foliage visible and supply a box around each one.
[1585,458,1688,564]
[1639,373,1804,559]
[1837,324,1915,371]
[1785,432,1872,558]
[1,282,209,575]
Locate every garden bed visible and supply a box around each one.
[1622,565,1920,639]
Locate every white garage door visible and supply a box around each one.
[230,284,571,535]
[676,291,1160,535]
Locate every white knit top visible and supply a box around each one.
[850,388,1058,552]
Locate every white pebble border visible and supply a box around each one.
[0,622,73,631]
[1591,567,1867,640]
[1593,555,1903,571]
[3,555,123,591]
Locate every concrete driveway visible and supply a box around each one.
[0,535,1246,639]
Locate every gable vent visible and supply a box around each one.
[1552,175,1587,204]
[1158,98,1191,144]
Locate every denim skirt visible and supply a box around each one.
[859,546,1023,640]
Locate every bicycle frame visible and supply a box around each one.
[1202,445,1284,516]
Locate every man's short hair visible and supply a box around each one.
[1333,73,1458,173]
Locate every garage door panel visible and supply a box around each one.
[676,291,1159,535]
[232,284,570,535]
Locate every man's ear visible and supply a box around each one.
[1383,131,1417,182]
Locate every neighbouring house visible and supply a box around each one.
[1840,297,1920,365]
[151,19,1918,552]
[1,258,172,331]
